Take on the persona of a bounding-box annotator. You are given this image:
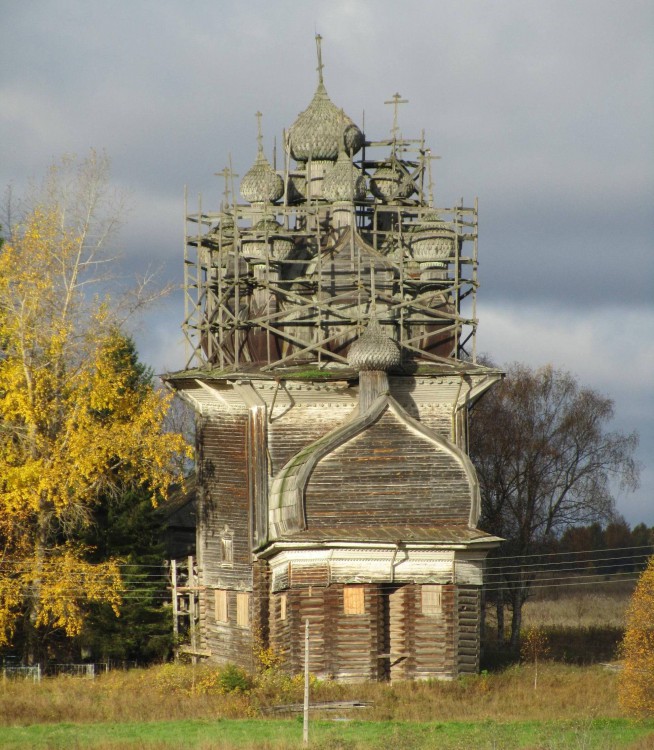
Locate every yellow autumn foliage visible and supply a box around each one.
[0,187,191,652]
[619,556,654,717]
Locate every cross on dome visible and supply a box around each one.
[315,33,324,84]
[384,92,408,141]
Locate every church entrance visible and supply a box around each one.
[379,584,408,681]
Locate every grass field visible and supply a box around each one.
[1,590,650,749]
[1,716,654,749]
[1,663,653,749]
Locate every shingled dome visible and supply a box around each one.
[323,148,367,202]
[288,82,364,162]
[240,146,284,205]
[348,318,401,371]
[409,210,457,265]
[369,159,416,201]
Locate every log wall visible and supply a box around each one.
[457,585,481,674]
[268,581,477,681]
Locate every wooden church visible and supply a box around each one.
[166,37,502,681]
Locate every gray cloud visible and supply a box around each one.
[2,0,652,522]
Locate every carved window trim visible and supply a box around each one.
[279,593,287,621]
[220,525,234,567]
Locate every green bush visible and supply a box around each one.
[218,663,253,694]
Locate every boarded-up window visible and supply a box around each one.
[236,592,250,628]
[220,537,233,565]
[422,584,443,616]
[215,589,228,623]
[343,585,365,615]
[279,593,287,621]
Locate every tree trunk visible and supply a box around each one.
[496,592,505,646]
[25,502,48,665]
[509,593,523,653]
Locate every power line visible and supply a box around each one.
[486,544,653,563]
[484,555,651,578]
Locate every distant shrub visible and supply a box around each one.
[521,627,550,689]
[483,625,623,668]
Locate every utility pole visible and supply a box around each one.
[303,618,310,746]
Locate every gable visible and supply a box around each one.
[268,395,480,541]
[305,408,473,530]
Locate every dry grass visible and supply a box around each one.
[522,590,631,629]
[355,664,621,722]
[0,662,623,728]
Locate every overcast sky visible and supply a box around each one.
[2,0,652,524]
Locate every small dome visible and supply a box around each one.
[288,82,364,162]
[369,159,416,202]
[323,149,367,202]
[286,173,306,204]
[348,318,402,372]
[241,217,294,264]
[240,148,284,205]
[409,211,456,264]
[210,213,235,238]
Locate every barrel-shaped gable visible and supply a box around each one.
[305,408,472,529]
[268,395,480,540]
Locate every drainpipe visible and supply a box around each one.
[451,375,465,446]
[390,543,401,583]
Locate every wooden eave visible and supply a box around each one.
[256,528,503,558]
[163,361,503,386]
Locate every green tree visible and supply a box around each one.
[469,363,639,651]
[81,489,174,664]
[80,336,175,664]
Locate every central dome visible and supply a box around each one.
[348,318,402,372]
[288,82,364,162]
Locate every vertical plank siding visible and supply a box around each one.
[268,406,350,475]
[197,411,254,666]
[305,411,471,529]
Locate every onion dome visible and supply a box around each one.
[286,173,306,204]
[240,114,284,205]
[323,148,367,202]
[409,211,456,266]
[209,213,235,240]
[207,214,235,267]
[241,217,294,265]
[288,82,364,162]
[240,149,284,205]
[348,318,401,372]
[219,213,235,235]
[369,159,416,202]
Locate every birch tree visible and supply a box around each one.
[0,153,189,662]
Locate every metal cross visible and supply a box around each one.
[384,92,408,140]
[255,111,263,152]
[423,148,441,204]
[214,166,237,209]
[315,33,324,84]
